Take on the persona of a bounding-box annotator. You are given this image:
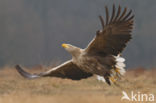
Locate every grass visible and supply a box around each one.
[0,66,155,103]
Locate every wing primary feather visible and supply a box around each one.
[85,5,134,56]
[114,5,121,22]
[15,61,93,80]
[105,6,109,25]
[99,15,105,29]
[15,65,40,79]
[121,9,132,21]
[118,7,127,21]
[110,4,115,23]
[126,15,134,22]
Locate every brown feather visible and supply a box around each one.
[122,10,132,21]
[113,5,121,22]
[110,4,115,23]
[118,7,127,21]
[99,16,105,29]
[15,61,93,80]
[105,6,109,25]
[85,5,134,56]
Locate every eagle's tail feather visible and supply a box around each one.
[114,55,126,76]
[109,55,126,84]
[96,55,126,85]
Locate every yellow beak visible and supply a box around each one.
[62,43,68,48]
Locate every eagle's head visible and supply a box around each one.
[62,43,81,58]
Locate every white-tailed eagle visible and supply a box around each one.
[15,5,134,85]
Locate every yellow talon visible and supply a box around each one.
[110,77,116,83]
[115,68,121,74]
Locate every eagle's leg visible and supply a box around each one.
[104,73,111,85]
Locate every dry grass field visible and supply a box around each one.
[0,66,156,103]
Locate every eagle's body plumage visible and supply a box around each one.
[15,5,134,85]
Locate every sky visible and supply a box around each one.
[0,0,156,68]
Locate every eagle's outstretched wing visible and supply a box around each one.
[15,60,92,80]
[85,5,134,56]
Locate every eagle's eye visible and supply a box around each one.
[96,30,100,33]
[96,30,102,36]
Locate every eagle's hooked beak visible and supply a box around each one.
[62,43,69,48]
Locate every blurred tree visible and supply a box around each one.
[0,0,155,68]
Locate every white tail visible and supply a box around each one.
[96,55,126,84]
[109,55,126,83]
[114,55,126,76]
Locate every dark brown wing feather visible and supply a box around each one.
[15,61,92,80]
[85,5,134,56]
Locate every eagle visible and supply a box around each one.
[15,5,134,85]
